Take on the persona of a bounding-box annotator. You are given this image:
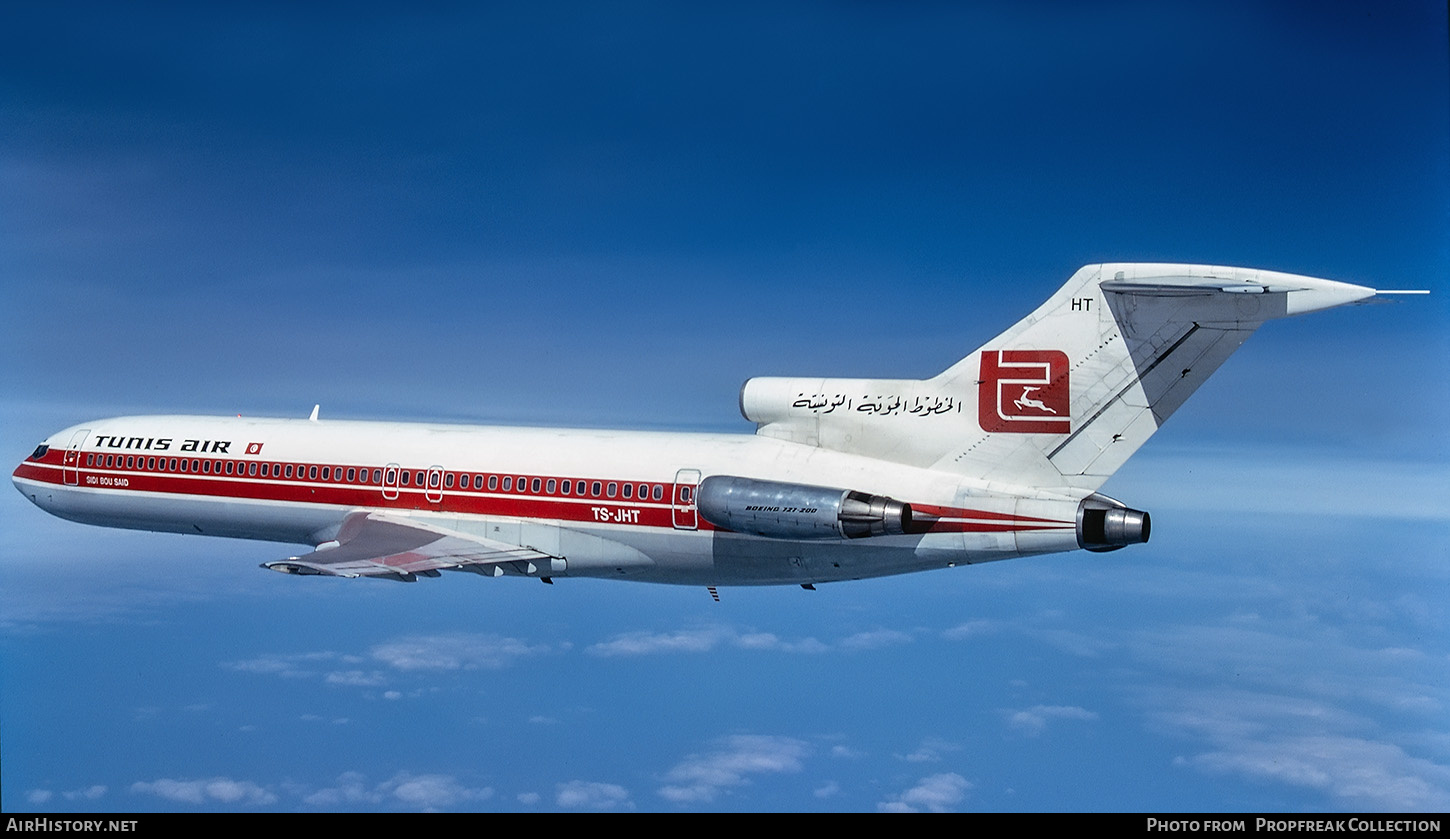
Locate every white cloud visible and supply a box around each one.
[734,631,830,653]
[1131,616,1450,812]
[1006,704,1099,736]
[1181,735,1450,811]
[325,669,387,686]
[370,633,550,670]
[586,625,890,657]
[556,780,632,809]
[878,773,972,813]
[386,772,493,809]
[223,651,348,678]
[131,777,276,806]
[304,771,492,811]
[64,785,107,801]
[941,620,998,640]
[302,772,374,807]
[897,737,961,764]
[587,627,725,657]
[658,735,809,804]
[26,789,52,805]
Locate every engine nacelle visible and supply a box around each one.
[697,475,913,540]
[1076,493,1151,552]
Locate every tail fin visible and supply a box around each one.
[742,263,1379,492]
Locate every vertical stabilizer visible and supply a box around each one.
[743,263,1378,493]
[928,264,1377,490]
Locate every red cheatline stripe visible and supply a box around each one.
[15,456,703,530]
[17,451,1072,533]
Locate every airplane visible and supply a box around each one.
[12,263,1425,591]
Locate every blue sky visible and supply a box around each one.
[2,2,1447,812]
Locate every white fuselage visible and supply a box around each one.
[12,414,1082,586]
[22,266,1378,587]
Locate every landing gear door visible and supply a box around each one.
[672,468,701,530]
[63,428,89,486]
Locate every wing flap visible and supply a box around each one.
[263,511,555,581]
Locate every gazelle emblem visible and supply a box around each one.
[1013,386,1058,415]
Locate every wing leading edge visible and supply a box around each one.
[263,511,556,582]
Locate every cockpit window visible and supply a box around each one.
[30,444,49,460]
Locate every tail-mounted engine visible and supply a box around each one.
[697,475,914,540]
[1077,493,1151,552]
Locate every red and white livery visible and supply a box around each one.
[13,264,1413,588]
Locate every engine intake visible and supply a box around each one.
[697,476,913,540]
[1077,493,1151,552]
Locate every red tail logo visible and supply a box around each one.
[978,350,1070,434]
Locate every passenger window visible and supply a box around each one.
[622,483,633,499]
[86,454,95,466]
[474,475,484,489]
[653,484,663,501]
[309,465,318,480]
[547,479,556,493]
[430,471,440,489]
[531,477,540,493]
[445,473,454,488]
[606,482,617,498]
[502,476,512,491]
[170,458,178,471]
[562,479,571,495]
[127,456,135,469]
[248,462,257,476]
[489,475,498,490]
[372,469,381,483]
[516,476,526,492]
[591,481,601,496]
[203,461,211,474]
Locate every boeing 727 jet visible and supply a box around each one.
[13,263,1419,588]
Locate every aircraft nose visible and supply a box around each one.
[14,443,54,507]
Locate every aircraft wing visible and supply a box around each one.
[262,511,555,582]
